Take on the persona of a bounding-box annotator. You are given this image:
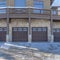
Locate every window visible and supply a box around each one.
[34,0,44,8]
[14,0,25,7]
[0,0,6,13]
[52,10,56,15]
[33,0,44,13]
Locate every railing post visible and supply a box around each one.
[50,9,54,42]
[6,8,10,42]
[28,8,32,43]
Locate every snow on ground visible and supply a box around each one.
[0,42,60,60]
[0,42,60,54]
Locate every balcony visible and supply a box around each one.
[0,7,60,20]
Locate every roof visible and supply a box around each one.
[52,0,60,7]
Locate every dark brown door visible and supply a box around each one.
[0,27,6,42]
[53,28,60,42]
[12,27,28,42]
[32,27,48,42]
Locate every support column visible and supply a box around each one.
[50,10,54,42]
[6,8,10,42]
[28,8,32,42]
[9,23,12,42]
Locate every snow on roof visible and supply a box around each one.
[52,0,60,7]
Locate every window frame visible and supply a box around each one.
[0,0,6,13]
[33,0,44,8]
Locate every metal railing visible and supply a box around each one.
[0,7,59,17]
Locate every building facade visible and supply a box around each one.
[0,0,60,42]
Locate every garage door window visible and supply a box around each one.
[13,27,27,31]
[32,28,37,31]
[18,28,22,31]
[0,28,3,31]
[33,27,47,31]
[13,28,18,31]
[53,29,60,32]
[3,27,7,31]
[23,28,27,31]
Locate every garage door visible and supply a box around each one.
[53,28,60,42]
[12,27,28,42]
[0,27,6,42]
[32,27,48,42]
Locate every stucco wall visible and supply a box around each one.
[0,19,60,42]
[0,19,7,27]
[53,22,60,28]
[9,19,51,42]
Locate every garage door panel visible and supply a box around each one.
[53,28,60,42]
[12,27,28,42]
[0,27,6,42]
[32,27,48,42]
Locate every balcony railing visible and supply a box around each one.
[0,7,60,20]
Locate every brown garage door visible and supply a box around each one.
[53,28,60,42]
[32,27,48,42]
[12,27,28,42]
[0,27,6,42]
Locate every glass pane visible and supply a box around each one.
[42,28,46,31]
[0,10,6,13]
[53,29,60,32]
[23,28,27,31]
[38,28,42,31]
[13,28,17,31]
[0,0,6,13]
[57,29,60,32]
[18,28,22,31]
[33,0,44,13]
[4,27,7,31]
[0,2,6,7]
[52,10,56,15]
[14,0,25,7]
[33,10,40,13]
[33,28,37,31]
[0,28,3,31]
